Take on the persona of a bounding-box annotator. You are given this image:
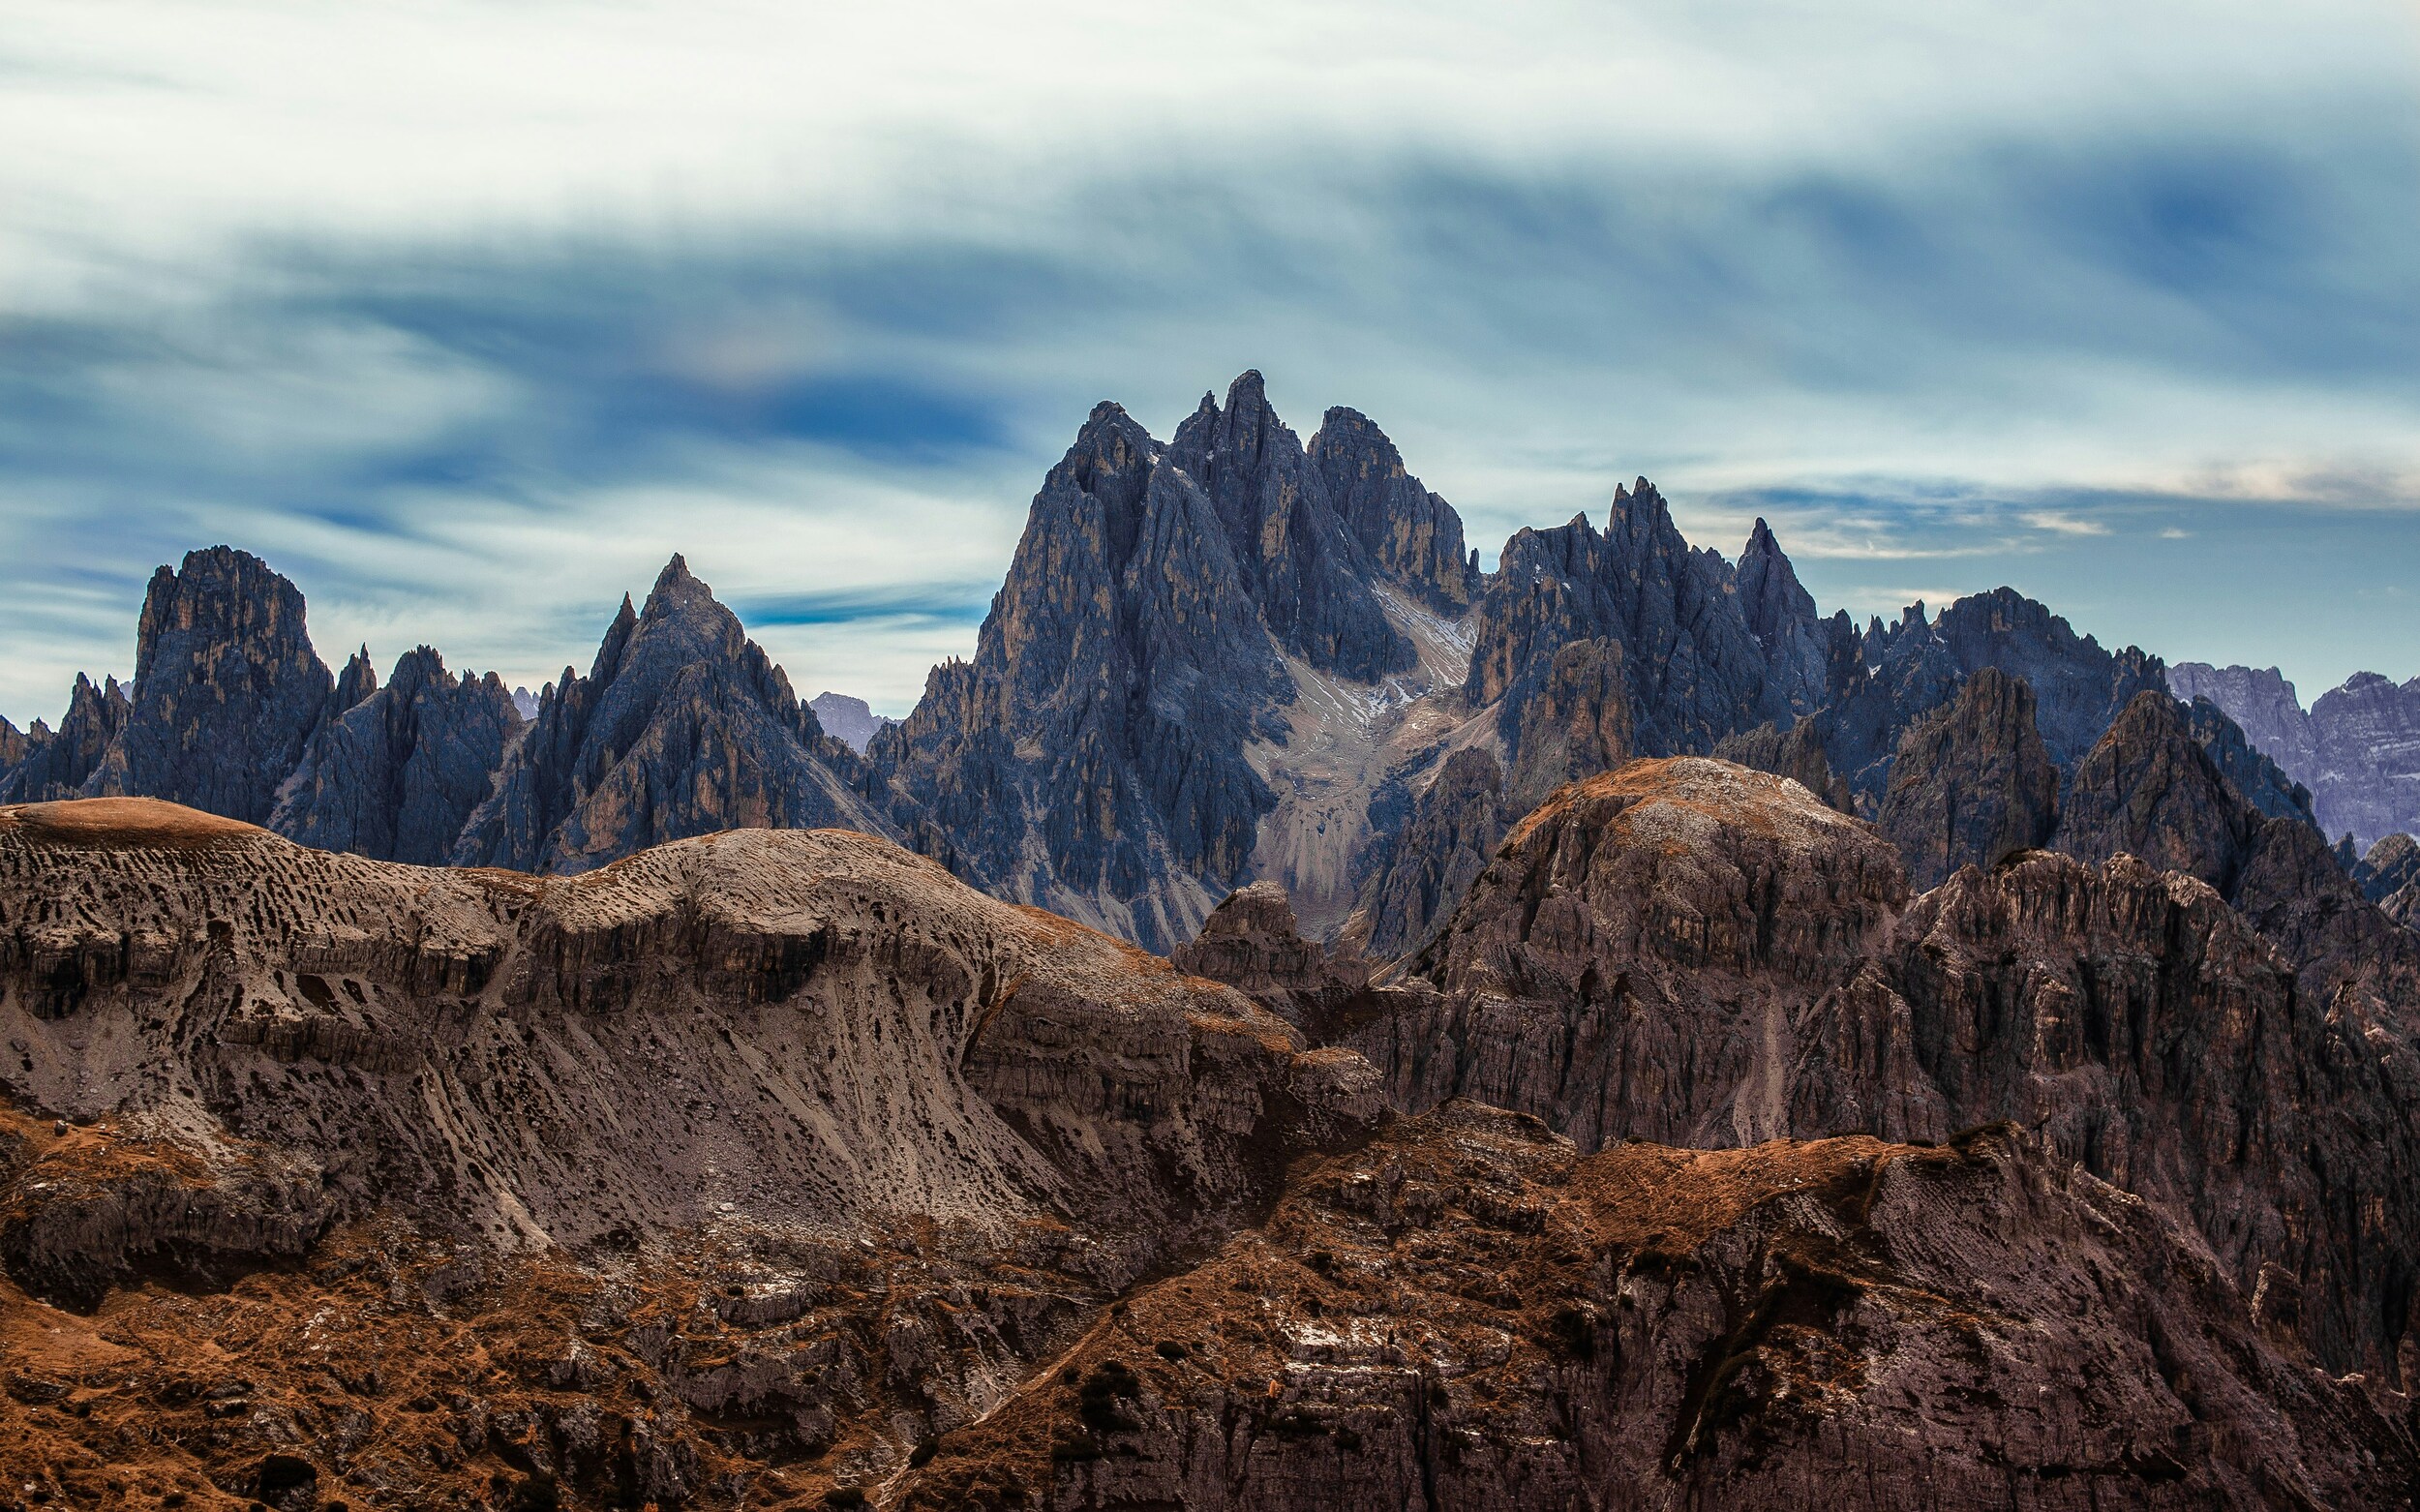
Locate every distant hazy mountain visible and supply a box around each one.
[807,691,894,755]
[2170,662,2420,849]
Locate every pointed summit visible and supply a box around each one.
[453,559,890,872]
[1308,405,1476,610]
[1737,516,1829,716]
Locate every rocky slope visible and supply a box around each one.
[6,797,2414,1509]
[2172,661,2420,849]
[1302,755,2420,1382]
[0,795,1378,1505]
[895,1106,2413,1511]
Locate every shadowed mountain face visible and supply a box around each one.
[5,795,2412,1509]
[453,556,889,872]
[2172,661,2420,850]
[270,647,525,865]
[0,674,127,803]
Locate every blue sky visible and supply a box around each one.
[3,1,2417,723]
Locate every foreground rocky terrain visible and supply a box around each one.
[3,771,2416,1509]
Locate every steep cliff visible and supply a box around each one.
[83,547,335,823]
[2170,661,2420,849]
[1338,755,2420,1380]
[896,1106,2414,1511]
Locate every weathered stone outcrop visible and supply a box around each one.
[1357,760,1905,1150]
[1170,882,1369,1029]
[453,556,890,872]
[83,547,335,824]
[1711,717,1854,813]
[1341,754,2420,1380]
[0,674,128,802]
[1876,667,2059,888]
[2356,832,2420,903]
[896,1104,2416,1511]
[269,646,526,864]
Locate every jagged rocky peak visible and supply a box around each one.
[1165,369,1412,680]
[1466,478,1780,760]
[269,645,526,865]
[1305,403,1476,610]
[875,373,1485,952]
[2171,661,2420,847]
[452,554,890,874]
[84,545,333,824]
[1735,515,1832,715]
[331,643,378,714]
[2052,688,2267,894]
[0,673,129,803]
[807,691,894,755]
[1877,666,2060,890]
[1341,744,1509,960]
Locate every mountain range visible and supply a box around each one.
[4,372,2419,1508]
[10,370,2394,960]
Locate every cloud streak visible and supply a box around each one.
[3,0,2417,722]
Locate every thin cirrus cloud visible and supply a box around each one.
[1,1,2418,726]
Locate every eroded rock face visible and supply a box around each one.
[2357,832,2420,903]
[807,691,894,755]
[1339,747,1509,960]
[2172,661,2420,850]
[0,797,1386,1507]
[1711,718,1854,813]
[894,1104,2416,1511]
[84,547,334,824]
[453,557,891,873]
[2051,690,2265,894]
[1308,405,1476,613]
[872,378,1478,952]
[1357,760,1906,1151]
[1170,882,1369,1029]
[1736,516,1830,719]
[1876,667,2059,889]
[270,646,526,864]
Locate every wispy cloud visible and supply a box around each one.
[2,0,2418,720]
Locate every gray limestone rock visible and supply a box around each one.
[83,547,334,824]
[270,647,526,864]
